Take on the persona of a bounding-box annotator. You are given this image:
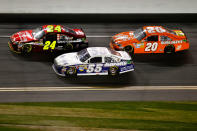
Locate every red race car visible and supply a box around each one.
[110,26,189,56]
[8,25,88,54]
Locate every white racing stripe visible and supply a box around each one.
[0,35,111,38]
[0,86,197,92]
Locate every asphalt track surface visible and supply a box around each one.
[0,22,197,102]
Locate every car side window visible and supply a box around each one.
[89,57,102,63]
[145,35,158,42]
[160,36,172,41]
[105,57,116,63]
[44,33,57,42]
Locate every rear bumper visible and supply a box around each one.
[175,42,190,52]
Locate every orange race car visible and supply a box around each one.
[110,26,189,56]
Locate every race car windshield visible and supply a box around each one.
[165,28,176,35]
[77,49,91,62]
[108,48,121,56]
[63,27,76,34]
[32,27,45,39]
[133,28,146,41]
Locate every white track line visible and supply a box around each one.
[0,86,197,92]
[86,35,111,38]
[0,35,10,38]
[0,35,111,38]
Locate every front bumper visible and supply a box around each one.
[52,64,65,77]
[8,41,21,54]
[109,42,122,51]
[109,42,115,49]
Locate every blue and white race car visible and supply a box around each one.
[52,47,134,76]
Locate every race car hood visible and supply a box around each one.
[55,52,82,66]
[118,51,132,60]
[10,30,35,42]
[112,31,138,43]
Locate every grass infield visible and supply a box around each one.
[0,101,196,131]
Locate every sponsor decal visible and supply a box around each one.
[174,31,184,36]
[76,30,84,35]
[120,65,133,72]
[104,61,127,67]
[159,49,163,52]
[161,40,183,44]
[127,60,131,64]
[57,34,73,41]
[111,56,121,62]
[18,32,27,42]
[115,35,131,41]
[134,42,144,48]
[33,41,43,45]
[86,62,128,68]
[78,65,88,71]
[176,45,182,50]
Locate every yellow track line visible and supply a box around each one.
[0,86,197,92]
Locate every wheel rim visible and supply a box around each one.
[124,46,134,56]
[80,44,88,49]
[165,45,174,54]
[124,46,132,52]
[23,45,32,53]
[111,68,116,74]
[67,67,76,75]
[64,43,73,50]
[110,67,118,75]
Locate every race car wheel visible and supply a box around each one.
[63,43,73,50]
[66,66,77,76]
[80,43,88,49]
[124,46,134,57]
[21,44,32,54]
[108,66,119,76]
[164,45,175,54]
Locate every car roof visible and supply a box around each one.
[42,25,76,34]
[143,26,175,36]
[87,47,111,57]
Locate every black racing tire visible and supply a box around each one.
[66,66,77,76]
[21,44,32,54]
[79,43,88,49]
[124,45,134,58]
[164,45,175,54]
[108,66,119,76]
[8,41,21,54]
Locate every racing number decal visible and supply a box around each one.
[145,42,158,52]
[87,65,102,73]
[47,25,53,32]
[46,25,61,32]
[43,41,56,50]
[55,25,61,32]
[147,27,166,33]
